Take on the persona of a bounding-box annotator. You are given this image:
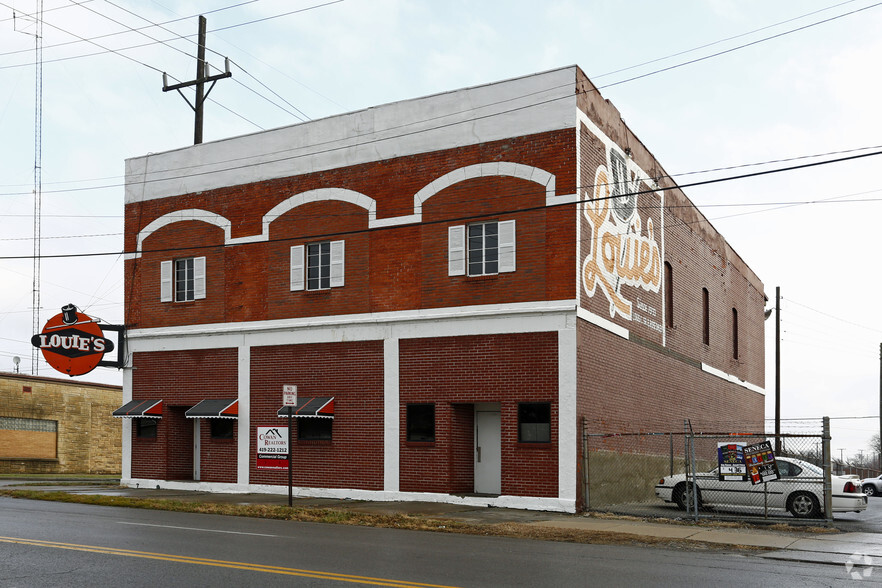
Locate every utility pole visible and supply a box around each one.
[775,286,781,454]
[162,16,232,145]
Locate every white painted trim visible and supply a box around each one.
[413,162,556,220]
[121,366,133,481]
[121,479,577,513]
[237,345,251,486]
[701,363,765,395]
[558,324,578,503]
[384,338,400,492]
[546,192,578,207]
[131,209,231,260]
[263,188,376,231]
[576,307,630,339]
[127,299,578,348]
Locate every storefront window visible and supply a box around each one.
[406,404,435,442]
[518,403,550,443]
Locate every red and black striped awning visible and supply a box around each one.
[277,397,334,419]
[113,399,162,418]
[186,399,238,419]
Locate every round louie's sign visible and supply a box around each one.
[31,304,114,377]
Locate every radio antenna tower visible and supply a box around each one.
[15,1,44,374]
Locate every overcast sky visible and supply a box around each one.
[2,0,881,460]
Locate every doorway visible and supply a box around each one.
[474,404,501,494]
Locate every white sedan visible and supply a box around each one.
[655,457,867,518]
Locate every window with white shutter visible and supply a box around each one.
[461,220,516,276]
[162,256,206,302]
[448,225,465,276]
[160,260,173,302]
[290,245,305,291]
[293,240,345,291]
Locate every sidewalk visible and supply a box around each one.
[2,478,880,569]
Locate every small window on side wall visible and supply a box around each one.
[406,404,435,442]
[518,403,551,443]
[210,419,235,440]
[136,418,157,439]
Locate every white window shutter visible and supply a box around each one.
[160,260,173,302]
[193,256,207,299]
[498,220,516,273]
[290,245,305,291]
[448,225,465,276]
[330,240,345,287]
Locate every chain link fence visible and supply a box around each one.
[581,417,856,523]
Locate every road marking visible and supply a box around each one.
[117,521,278,537]
[0,535,459,587]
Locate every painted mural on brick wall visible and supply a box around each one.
[580,117,664,334]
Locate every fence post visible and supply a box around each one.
[822,416,833,523]
[581,417,589,512]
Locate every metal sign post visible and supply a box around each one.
[283,385,297,507]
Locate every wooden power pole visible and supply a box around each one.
[162,16,232,145]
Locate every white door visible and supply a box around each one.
[475,410,501,494]
[193,419,201,481]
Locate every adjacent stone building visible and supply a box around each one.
[0,372,122,474]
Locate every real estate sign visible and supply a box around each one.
[256,426,288,470]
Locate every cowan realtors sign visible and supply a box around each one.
[31,304,118,377]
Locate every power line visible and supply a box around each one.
[96,0,309,122]
[590,0,865,81]
[0,0,260,58]
[2,145,881,262]
[594,1,882,91]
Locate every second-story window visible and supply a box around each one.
[448,220,516,277]
[290,241,344,291]
[469,222,498,276]
[160,257,206,302]
[307,242,332,290]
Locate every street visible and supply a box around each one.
[0,496,871,587]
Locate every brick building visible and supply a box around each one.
[0,372,122,474]
[121,66,765,512]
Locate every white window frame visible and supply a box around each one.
[291,240,344,291]
[161,257,205,302]
[448,220,515,277]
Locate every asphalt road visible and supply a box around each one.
[0,496,870,587]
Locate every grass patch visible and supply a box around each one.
[0,488,768,551]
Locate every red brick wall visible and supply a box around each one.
[399,332,558,497]
[198,421,238,483]
[577,320,765,433]
[130,349,238,481]
[249,341,384,490]
[125,130,577,330]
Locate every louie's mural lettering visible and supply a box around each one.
[582,147,662,321]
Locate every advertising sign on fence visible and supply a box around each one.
[256,426,288,470]
[744,441,780,485]
[717,443,747,481]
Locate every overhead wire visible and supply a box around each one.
[2,144,882,261]
[1,1,878,194]
[97,0,310,122]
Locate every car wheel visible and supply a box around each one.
[863,484,877,497]
[673,482,701,511]
[787,492,821,518]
